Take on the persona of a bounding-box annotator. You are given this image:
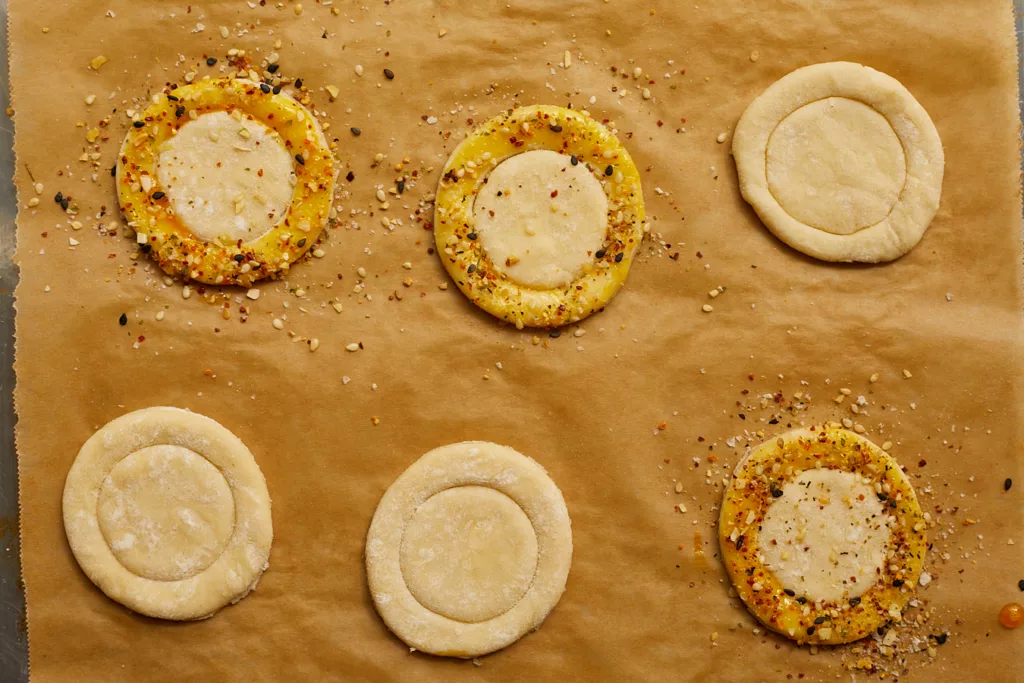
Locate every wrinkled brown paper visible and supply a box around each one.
[11,0,1023,680]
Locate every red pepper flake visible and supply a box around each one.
[550,190,558,198]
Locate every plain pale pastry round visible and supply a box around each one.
[365,441,573,658]
[63,406,273,621]
[732,61,944,262]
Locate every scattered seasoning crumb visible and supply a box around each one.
[750,51,760,62]
[326,85,340,100]
[206,57,217,66]
[1005,478,1013,491]
[246,288,260,301]
[89,55,108,70]
[438,28,448,37]
[903,369,913,379]
[350,127,361,136]
[370,416,380,426]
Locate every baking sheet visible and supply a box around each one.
[9,0,1024,681]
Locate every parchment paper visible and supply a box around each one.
[10,0,1023,681]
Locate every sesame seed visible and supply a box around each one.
[246,288,260,300]
[155,311,165,321]
[181,285,192,299]
[346,342,360,352]
[354,64,364,76]
[272,319,284,330]
[309,338,320,352]
[716,132,727,143]
[702,304,713,312]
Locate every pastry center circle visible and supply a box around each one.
[473,149,608,289]
[766,97,906,235]
[400,485,538,623]
[758,469,890,602]
[97,444,235,582]
[156,110,295,244]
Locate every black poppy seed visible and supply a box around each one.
[295,154,305,165]
[806,627,815,635]
[893,579,904,587]
[267,63,279,73]
[814,616,825,625]
[234,254,245,263]
[140,244,151,253]
[467,232,478,240]
[614,252,623,263]
[595,249,607,259]
[110,165,117,177]
[549,124,562,132]
[771,487,783,498]
[118,313,128,326]
[783,589,795,597]
[1019,579,1024,591]
[549,329,561,338]
[397,180,405,194]
[345,171,355,182]
[350,127,361,136]
[295,79,304,89]
[297,238,306,248]
[259,83,271,94]
[796,597,807,604]
[1005,478,1012,491]
[175,105,186,118]
[735,535,745,551]
[876,492,888,502]
[850,597,861,606]
[570,155,578,166]
[132,120,145,128]
[152,191,165,200]
[272,85,282,95]
[604,165,614,176]
[206,57,217,66]
[383,68,395,80]
[167,94,179,101]
[60,198,69,210]
[936,633,948,645]
[54,192,63,204]
[467,264,477,274]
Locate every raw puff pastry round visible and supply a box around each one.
[719,426,926,645]
[434,105,645,328]
[117,78,336,286]
[365,441,573,658]
[732,62,944,262]
[63,407,273,620]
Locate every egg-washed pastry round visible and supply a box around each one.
[117,78,336,286]
[62,406,273,621]
[365,441,573,658]
[719,426,926,644]
[434,105,645,328]
[732,62,944,263]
